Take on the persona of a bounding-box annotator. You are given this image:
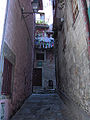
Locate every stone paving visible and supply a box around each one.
[10,93,74,120]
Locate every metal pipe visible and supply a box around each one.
[22,12,44,15]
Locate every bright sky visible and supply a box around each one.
[0,0,7,52]
[42,0,53,24]
[36,0,53,30]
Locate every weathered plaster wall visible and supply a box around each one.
[42,50,56,89]
[0,0,8,102]
[0,0,7,54]
[56,0,90,116]
[0,0,34,119]
[34,49,56,90]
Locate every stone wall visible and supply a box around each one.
[56,0,90,117]
[33,49,56,90]
[0,0,34,119]
[42,50,56,89]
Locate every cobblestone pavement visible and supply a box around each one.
[10,93,74,120]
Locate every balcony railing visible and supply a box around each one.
[34,39,54,49]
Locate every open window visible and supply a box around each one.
[36,53,44,60]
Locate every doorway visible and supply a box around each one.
[48,80,53,89]
[32,68,42,86]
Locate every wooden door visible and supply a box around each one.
[32,68,42,86]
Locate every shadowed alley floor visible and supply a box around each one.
[10,93,74,120]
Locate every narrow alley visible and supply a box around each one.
[10,92,90,120]
[0,0,90,120]
[10,90,90,120]
[10,93,72,120]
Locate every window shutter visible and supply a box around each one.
[2,58,12,96]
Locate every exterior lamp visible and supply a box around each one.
[21,0,39,17]
[31,0,39,13]
[21,0,43,19]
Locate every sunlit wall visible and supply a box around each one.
[0,0,7,54]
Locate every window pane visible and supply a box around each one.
[36,53,44,60]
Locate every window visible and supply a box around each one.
[37,61,42,67]
[36,53,44,60]
[72,0,79,23]
[40,13,45,21]
[48,80,53,89]
[1,58,12,96]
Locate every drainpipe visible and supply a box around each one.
[81,0,90,59]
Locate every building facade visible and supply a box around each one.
[33,10,56,91]
[36,0,53,31]
[32,0,56,92]
[0,0,42,119]
[33,25,56,90]
[54,0,90,119]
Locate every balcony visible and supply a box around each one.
[34,37,54,49]
[36,21,49,29]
